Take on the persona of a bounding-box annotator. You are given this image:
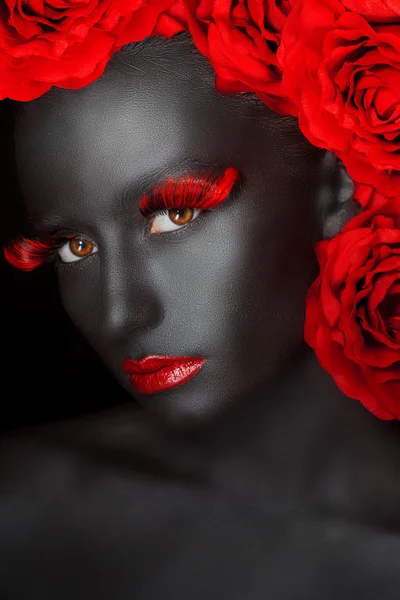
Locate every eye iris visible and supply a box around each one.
[169,208,194,225]
[69,237,93,257]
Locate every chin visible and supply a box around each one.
[122,377,233,430]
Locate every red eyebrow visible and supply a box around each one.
[139,166,240,217]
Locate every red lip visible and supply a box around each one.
[122,355,204,395]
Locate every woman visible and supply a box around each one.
[1,1,400,598]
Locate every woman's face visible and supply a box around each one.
[14,38,325,427]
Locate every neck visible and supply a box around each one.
[195,347,400,522]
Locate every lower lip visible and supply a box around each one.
[123,359,204,394]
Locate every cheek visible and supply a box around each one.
[202,181,318,377]
[57,257,101,337]
[152,189,316,364]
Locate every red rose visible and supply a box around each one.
[0,0,181,101]
[185,0,296,114]
[151,0,188,38]
[353,181,389,210]
[341,0,400,19]
[279,0,400,195]
[305,195,400,420]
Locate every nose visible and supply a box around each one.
[96,242,164,340]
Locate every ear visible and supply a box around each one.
[316,151,360,240]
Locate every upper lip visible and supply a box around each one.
[122,355,201,374]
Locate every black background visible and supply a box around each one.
[0,99,128,432]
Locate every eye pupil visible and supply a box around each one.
[70,237,93,257]
[169,208,194,225]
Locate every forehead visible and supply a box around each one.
[13,39,289,227]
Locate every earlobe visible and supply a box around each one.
[316,151,360,240]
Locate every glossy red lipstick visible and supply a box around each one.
[122,355,204,394]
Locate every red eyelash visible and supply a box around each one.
[4,234,74,272]
[139,166,240,217]
[5,167,240,272]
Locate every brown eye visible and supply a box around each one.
[149,207,201,235]
[58,236,98,263]
[69,237,94,257]
[168,208,195,225]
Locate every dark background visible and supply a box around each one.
[0,99,128,432]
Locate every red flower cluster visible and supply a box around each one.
[0,0,183,100]
[305,189,400,420]
[3,0,400,195]
[185,0,295,113]
[279,0,400,196]
[0,0,294,112]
